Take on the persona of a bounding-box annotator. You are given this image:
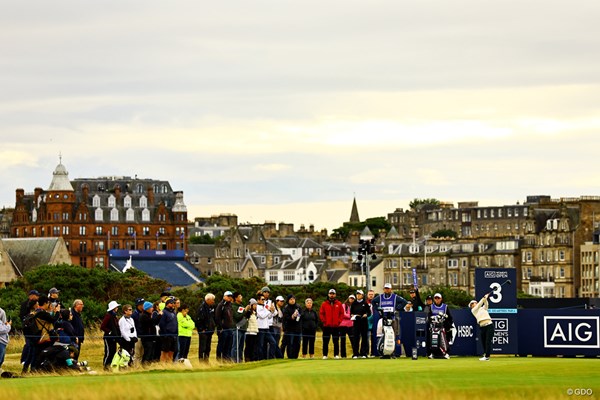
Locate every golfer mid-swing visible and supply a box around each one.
[469,294,494,361]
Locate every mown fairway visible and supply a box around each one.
[2,353,598,400]
[2,333,599,399]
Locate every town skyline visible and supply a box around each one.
[2,2,600,232]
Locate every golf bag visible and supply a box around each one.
[429,314,449,358]
[376,310,396,357]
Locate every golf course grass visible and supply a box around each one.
[1,334,598,399]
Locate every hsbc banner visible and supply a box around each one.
[518,310,600,356]
[475,268,518,354]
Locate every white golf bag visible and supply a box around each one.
[377,311,396,357]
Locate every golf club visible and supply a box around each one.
[486,279,512,296]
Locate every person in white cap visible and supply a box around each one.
[470,294,494,361]
[371,283,409,358]
[100,300,120,370]
[427,293,454,359]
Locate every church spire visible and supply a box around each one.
[349,196,360,223]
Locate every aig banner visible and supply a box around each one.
[518,310,600,356]
[475,268,518,354]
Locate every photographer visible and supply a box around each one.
[119,304,138,365]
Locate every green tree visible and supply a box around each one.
[190,234,219,244]
[0,264,169,329]
[409,198,440,211]
[331,217,391,240]
[431,229,458,239]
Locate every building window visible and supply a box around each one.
[93,195,100,207]
[372,276,377,288]
[95,208,103,221]
[95,226,103,235]
[142,209,150,222]
[269,271,278,282]
[111,226,118,236]
[284,271,295,281]
[403,259,411,268]
[79,226,86,236]
[62,226,69,235]
[108,195,116,208]
[308,270,315,280]
[559,250,565,261]
[139,196,147,208]
[110,208,119,221]
[126,208,135,221]
[136,184,144,194]
[124,195,132,208]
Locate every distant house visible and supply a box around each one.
[264,256,324,286]
[0,237,71,286]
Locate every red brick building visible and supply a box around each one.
[11,159,188,268]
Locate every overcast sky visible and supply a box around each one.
[2,1,600,232]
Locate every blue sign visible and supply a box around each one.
[475,268,518,354]
[475,268,517,310]
[518,310,600,356]
[108,249,185,259]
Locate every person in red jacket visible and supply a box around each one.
[319,289,344,359]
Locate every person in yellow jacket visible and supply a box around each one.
[177,304,196,361]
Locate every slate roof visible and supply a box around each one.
[2,238,67,274]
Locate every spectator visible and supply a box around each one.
[177,304,195,361]
[244,299,259,362]
[151,300,163,361]
[32,297,60,370]
[19,290,40,321]
[215,291,234,361]
[350,290,371,358]
[19,290,40,366]
[256,295,277,360]
[139,301,161,365]
[131,298,146,365]
[196,293,216,362]
[319,288,343,359]
[57,309,77,348]
[119,304,138,365]
[70,299,85,352]
[367,289,377,357]
[339,294,355,358]
[158,298,178,363]
[301,298,318,359]
[408,288,425,312]
[427,293,454,359]
[470,294,494,361]
[20,299,38,373]
[260,286,281,358]
[372,283,409,358]
[231,292,250,363]
[282,294,302,359]
[0,305,11,374]
[424,295,433,314]
[48,287,64,310]
[100,300,120,370]
[272,295,285,351]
